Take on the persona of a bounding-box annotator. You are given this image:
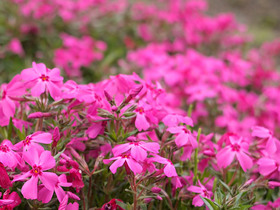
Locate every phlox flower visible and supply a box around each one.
[167,126,197,148]
[252,126,277,154]
[0,140,21,169]
[0,190,21,209]
[13,147,57,200]
[216,136,253,172]
[134,102,152,131]
[187,180,213,207]
[0,74,24,120]
[162,114,193,127]
[38,174,72,203]
[103,154,143,175]
[257,153,280,177]
[58,191,80,210]
[149,155,178,177]
[15,131,53,152]
[21,62,63,99]
[112,141,160,161]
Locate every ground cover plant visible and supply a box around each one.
[0,0,280,209]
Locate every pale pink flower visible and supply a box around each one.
[13,148,57,200]
[162,114,193,127]
[21,62,63,99]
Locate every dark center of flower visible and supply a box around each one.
[31,165,42,176]
[231,143,240,152]
[136,107,144,114]
[0,145,10,153]
[23,136,32,146]
[40,74,49,81]
[203,189,209,197]
[1,90,7,100]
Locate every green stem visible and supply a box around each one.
[193,128,201,184]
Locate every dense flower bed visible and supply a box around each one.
[0,0,280,209]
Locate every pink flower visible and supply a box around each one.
[134,103,152,131]
[252,126,277,154]
[149,155,178,177]
[38,174,72,203]
[7,38,24,56]
[112,141,160,161]
[0,140,21,169]
[0,74,24,120]
[187,180,213,207]
[58,192,80,210]
[103,154,143,175]
[162,114,193,127]
[217,136,253,172]
[0,190,21,209]
[167,126,197,148]
[15,131,53,152]
[21,62,63,99]
[257,154,280,177]
[13,148,57,200]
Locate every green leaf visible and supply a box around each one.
[200,196,219,210]
[219,180,233,196]
[7,117,13,140]
[54,148,66,160]
[115,200,128,210]
[122,130,138,141]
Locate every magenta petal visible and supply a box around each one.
[21,68,38,82]
[40,172,58,191]
[140,142,160,154]
[109,158,125,174]
[112,143,130,156]
[32,132,53,144]
[66,202,79,210]
[266,137,277,154]
[131,146,147,161]
[12,171,32,182]
[0,199,14,206]
[164,163,177,177]
[187,186,202,193]
[86,123,103,138]
[23,147,39,166]
[216,147,235,168]
[38,187,54,203]
[236,151,253,172]
[192,195,204,207]
[49,68,63,81]
[31,81,46,97]
[55,186,66,203]
[258,158,277,176]
[21,175,39,199]
[126,158,143,175]
[175,132,187,147]
[135,113,149,131]
[46,82,61,99]
[33,62,47,75]
[39,151,55,170]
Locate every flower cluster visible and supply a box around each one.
[0,0,280,209]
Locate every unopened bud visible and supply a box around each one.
[151,187,162,193]
[125,85,143,104]
[104,90,114,105]
[28,112,53,119]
